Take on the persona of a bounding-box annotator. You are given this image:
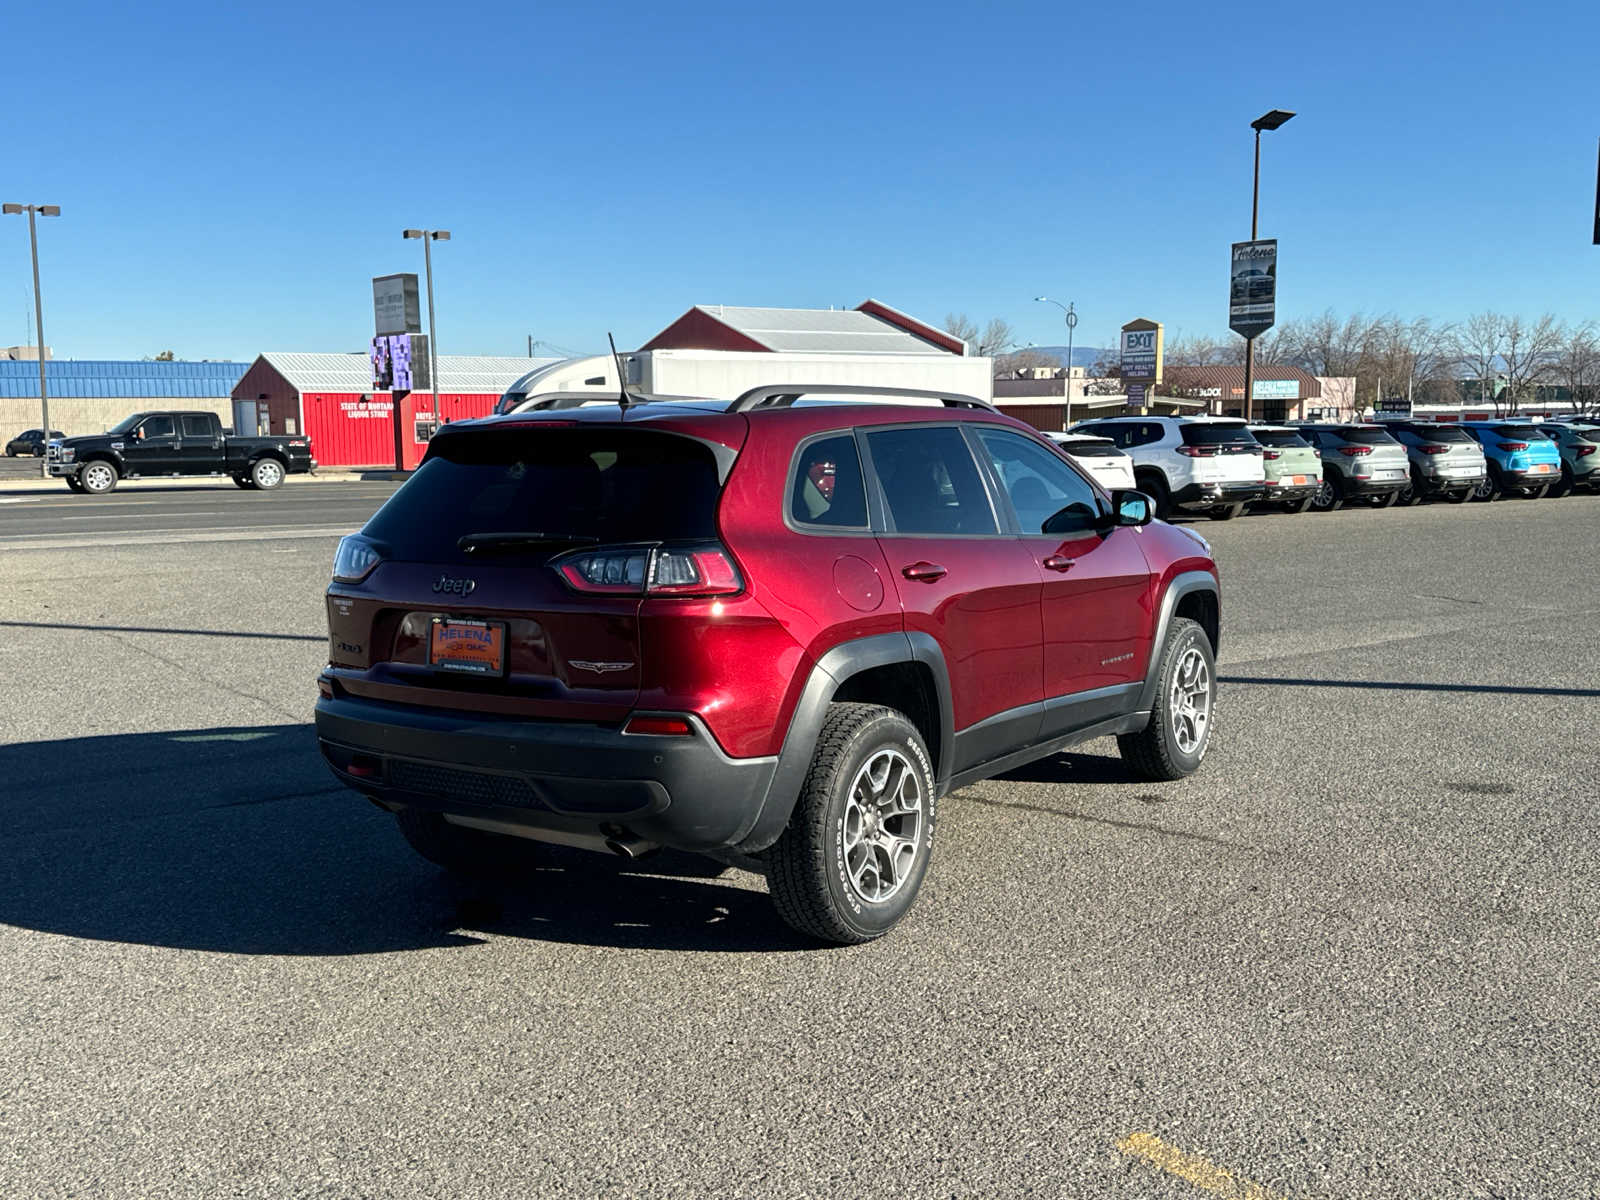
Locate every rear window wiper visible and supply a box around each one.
[458,531,600,554]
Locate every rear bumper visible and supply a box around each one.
[1256,479,1320,501]
[314,690,777,853]
[1415,467,1485,494]
[1341,473,1407,496]
[1501,466,1559,489]
[1172,480,1264,508]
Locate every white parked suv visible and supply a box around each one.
[1044,431,1137,492]
[1069,416,1265,520]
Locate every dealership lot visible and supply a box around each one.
[1,487,1596,1199]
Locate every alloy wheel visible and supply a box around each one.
[1168,647,1212,756]
[840,747,924,905]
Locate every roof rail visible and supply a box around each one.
[727,383,998,414]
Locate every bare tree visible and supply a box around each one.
[943,313,978,352]
[1456,312,1506,412]
[993,348,1062,376]
[1371,317,1456,406]
[1164,334,1233,366]
[941,313,1016,359]
[1496,313,1564,415]
[1556,322,1600,415]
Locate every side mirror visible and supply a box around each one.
[1110,489,1153,526]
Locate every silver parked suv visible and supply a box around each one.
[1293,423,1411,511]
[1071,416,1265,520]
[1378,421,1488,505]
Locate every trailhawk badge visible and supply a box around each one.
[570,660,634,674]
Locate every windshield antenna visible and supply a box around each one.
[607,332,631,411]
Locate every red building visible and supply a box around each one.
[230,353,554,469]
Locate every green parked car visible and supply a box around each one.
[1248,425,1323,513]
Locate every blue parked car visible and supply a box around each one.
[1457,421,1562,500]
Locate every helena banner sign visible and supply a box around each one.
[1228,240,1277,338]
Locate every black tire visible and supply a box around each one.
[395,808,537,876]
[1526,483,1550,500]
[1208,503,1243,521]
[32,445,45,457]
[1399,471,1426,506]
[3,447,13,457]
[1117,617,1216,782]
[1372,489,1400,509]
[1551,468,1574,498]
[1474,469,1502,502]
[79,460,118,495]
[765,702,936,946]
[250,456,286,490]
[1448,488,1473,503]
[1284,497,1314,514]
[1138,473,1171,520]
[1311,474,1344,512]
[64,476,85,494]
[233,474,256,490]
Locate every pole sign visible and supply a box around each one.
[1229,239,1278,338]
[371,334,430,391]
[1119,319,1163,383]
[373,273,422,336]
[1125,382,1147,412]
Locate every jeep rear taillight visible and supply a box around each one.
[332,535,383,583]
[1338,445,1373,456]
[1498,442,1528,451]
[555,543,743,598]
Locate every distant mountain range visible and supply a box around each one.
[1012,345,1111,368]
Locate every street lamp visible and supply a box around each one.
[1035,296,1079,426]
[402,228,450,422]
[1242,109,1294,421]
[3,202,61,477]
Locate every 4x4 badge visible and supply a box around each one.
[570,660,633,674]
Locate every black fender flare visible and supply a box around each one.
[730,631,953,854]
[1134,570,1221,715]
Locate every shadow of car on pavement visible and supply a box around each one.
[0,724,809,956]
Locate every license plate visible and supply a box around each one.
[1286,475,1307,486]
[1530,463,1553,474]
[429,618,506,676]
[1375,470,1404,479]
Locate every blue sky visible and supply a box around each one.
[3,0,1597,362]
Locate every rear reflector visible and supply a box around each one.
[346,756,381,779]
[624,715,693,736]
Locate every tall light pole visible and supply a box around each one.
[402,228,450,424]
[1242,109,1294,421]
[1035,296,1078,427]
[3,202,61,476]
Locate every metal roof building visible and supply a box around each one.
[642,298,967,357]
[252,352,553,395]
[0,359,251,399]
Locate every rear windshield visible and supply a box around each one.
[1058,441,1120,458]
[1412,426,1474,443]
[1181,423,1257,447]
[1333,427,1400,445]
[362,429,722,564]
[1491,425,1548,440]
[1250,429,1311,448]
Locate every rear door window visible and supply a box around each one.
[362,429,723,565]
[864,425,998,536]
[791,434,868,529]
[181,415,214,438]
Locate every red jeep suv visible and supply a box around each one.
[315,385,1221,944]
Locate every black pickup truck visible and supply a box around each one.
[47,411,315,494]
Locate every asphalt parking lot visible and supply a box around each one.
[2,483,1596,1199]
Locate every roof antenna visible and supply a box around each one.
[607,332,631,410]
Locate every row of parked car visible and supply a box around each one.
[1043,415,1598,519]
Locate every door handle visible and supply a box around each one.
[1042,555,1076,572]
[901,561,948,583]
